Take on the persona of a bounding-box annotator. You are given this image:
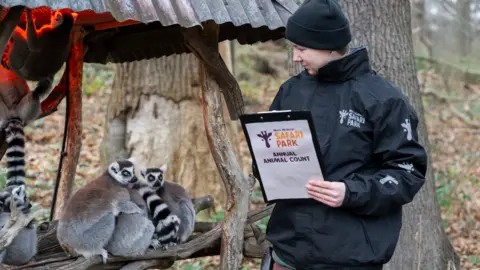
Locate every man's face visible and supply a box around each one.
[292,43,334,76]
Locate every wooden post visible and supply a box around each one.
[185,21,252,270]
[183,25,245,121]
[52,29,85,220]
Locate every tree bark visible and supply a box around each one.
[101,53,242,210]
[455,0,472,57]
[338,1,460,269]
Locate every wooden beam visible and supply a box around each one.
[51,28,85,220]
[7,204,272,270]
[93,19,141,31]
[196,21,253,270]
[0,6,24,58]
[183,23,245,120]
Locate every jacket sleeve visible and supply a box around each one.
[252,85,285,181]
[340,97,428,216]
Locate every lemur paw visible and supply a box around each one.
[100,249,108,264]
[149,239,167,251]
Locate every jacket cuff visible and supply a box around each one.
[340,179,352,208]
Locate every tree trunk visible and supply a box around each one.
[101,53,242,209]
[338,1,460,269]
[456,0,472,57]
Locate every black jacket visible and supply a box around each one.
[253,47,428,269]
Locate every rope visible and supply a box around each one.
[49,59,70,221]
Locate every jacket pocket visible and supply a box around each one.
[307,208,377,265]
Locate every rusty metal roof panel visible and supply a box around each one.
[0,0,297,30]
[0,0,298,63]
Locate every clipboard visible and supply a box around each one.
[240,110,326,203]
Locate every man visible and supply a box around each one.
[254,0,428,269]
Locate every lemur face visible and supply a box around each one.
[108,160,137,186]
[12,185,27,206]
[140,164,167,190]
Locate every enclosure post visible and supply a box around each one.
[52,29,85,220]
[187,21,252,269]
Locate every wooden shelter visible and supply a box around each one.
[0,0,298,269]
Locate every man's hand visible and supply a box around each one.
[306,180,346,207]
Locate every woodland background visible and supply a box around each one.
[0,0,479,269]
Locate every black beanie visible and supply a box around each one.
[285,0,352,50]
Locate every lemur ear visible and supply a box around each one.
[109,162,120,174]
[127,156,138,166]
[140,168,147,178]
[160,164,168,173]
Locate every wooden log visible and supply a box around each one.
[183,23,245,120]
[193,21,253,270]
[0,6,24,58]
[33,196,216,262]
[3,200,272,270]
[51,29,85,220]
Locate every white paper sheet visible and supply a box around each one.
[246,119,324,201]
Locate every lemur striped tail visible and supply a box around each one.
[131,183,180,248]
[4,117,26,187]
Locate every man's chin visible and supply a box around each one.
[306,69,318,76]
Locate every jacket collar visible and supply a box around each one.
[314,46,373,82]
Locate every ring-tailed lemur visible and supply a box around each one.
[140,165,195,244]
[0,64,53,129]
[57,159,152,263]
[0,184,37,265]
[130,180,181,250]
[0,117,29,210]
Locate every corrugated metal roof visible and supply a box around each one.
[0,0,297,30]
[0,0,298,63]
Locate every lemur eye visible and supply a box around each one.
[148,175,155,182]
[122,171,131,177]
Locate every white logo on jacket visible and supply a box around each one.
[379,175,399,185]
[398,162,414,173]
[339,109,365,128]
[401,118,413,141]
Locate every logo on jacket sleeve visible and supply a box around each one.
[379,175,399,185]
[398,162,414,173]
[339,109,365,128]
[401,118,413,141]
